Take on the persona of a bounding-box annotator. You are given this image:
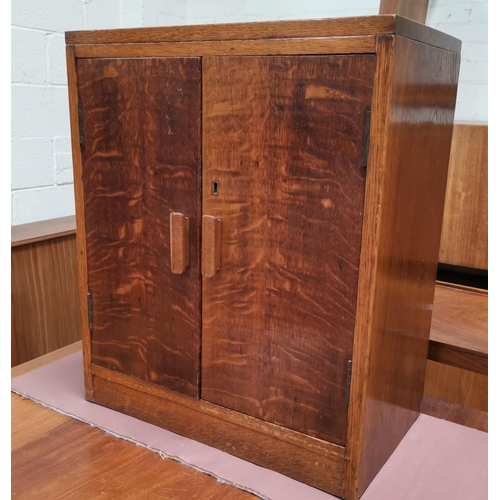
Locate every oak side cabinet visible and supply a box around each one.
[66,16,460,499]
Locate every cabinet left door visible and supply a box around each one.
[76,58,202,398]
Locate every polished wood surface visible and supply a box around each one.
[11,215,76,247]
[66,15,460,53]
[429,282,487,374]
[424,360,488,412]
[345,35,459,499]
[12,394,257,500]
[77,57,201,398]
[201,215,221,278]
[439,123,488,270]
[11,235,81,365]
[379,0,429,24]
[170,212,190,275]
[202,55,375,446]
[421,395,487,433]
[74,37,377,59]
[92,367,345,496]
[67,45,93,399]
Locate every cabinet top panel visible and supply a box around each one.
[66,15,460,54]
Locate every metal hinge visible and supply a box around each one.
[87,291,93,330]
[345,359,353,405]
[77,100,85,146]
[362,107,371,168]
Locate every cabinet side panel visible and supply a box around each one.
[346,36,460,498]
[77,57,201,398]
[202,55,376,446]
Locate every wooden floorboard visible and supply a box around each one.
[11,393,258,500]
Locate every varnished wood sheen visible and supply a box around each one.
[439,123,488,270]
[421,395,487,432]
[77,57,202,397]
[92,367,345,496]
[68,19,461,499]
[12,394,257,500]
[66,15,460,53]
[67,45,93,399]
[170,212,190,274]
[74,36,376,59]
[202,55,375,446]
[201,215,221,278]
[345,35,459,499]
[11,215,76,247]
[11,236,81,365]
[424,360,488,412]
[379,0,429,24]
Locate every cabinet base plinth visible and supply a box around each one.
[91,366,346,497]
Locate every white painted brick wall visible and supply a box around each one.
[11,0,146,226]
[11,0,488,225]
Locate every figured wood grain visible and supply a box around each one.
[420,395,488,432]
[439,123,488,270]
[11,236,81,365]
[344,35,460,499]
[379,0,429,24]
[77,57,201,397]
[11,394,258,500]
[424,360,488,412]
[67,45,93,399]
[11,215,76,247]
[202,55,375,447]
[92,369,345,496]
[170,213,190,274]
[201,215,221,278]
[65,15,461,53]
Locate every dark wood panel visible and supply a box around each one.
[379,0,429,24]
[421,395,487,433]
[345,35,460,499]
[65,15,460,53]
[11,215,76,248]
[12,395,257,500]
[439,124,488,269]
[77,58,201,398]
[11,236,81,365]
[92,369,345,496]
[424,360,488,412]
[202,55,375,446]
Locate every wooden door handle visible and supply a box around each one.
[202,215,222,277]
[170,212,189,274]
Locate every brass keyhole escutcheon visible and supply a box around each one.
[211,180,219,196]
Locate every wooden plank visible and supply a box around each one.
[439,123,488,270]
[66,45,93,400]
[11,215,76,248]
[429,283,487,374]
[380,0,429,24]
[92,368,345,496]
[11,394,256,500]
[345,35,460,499]
[11,236,81,365]
[76,57,202,398]
[424,360,488,412]
[65,15,460,53]
[74,36,376,58]
[12,341,82,379]
[202,54,376,447]
[421,395,487,433]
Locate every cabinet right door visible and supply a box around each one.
[201,55,376,445]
